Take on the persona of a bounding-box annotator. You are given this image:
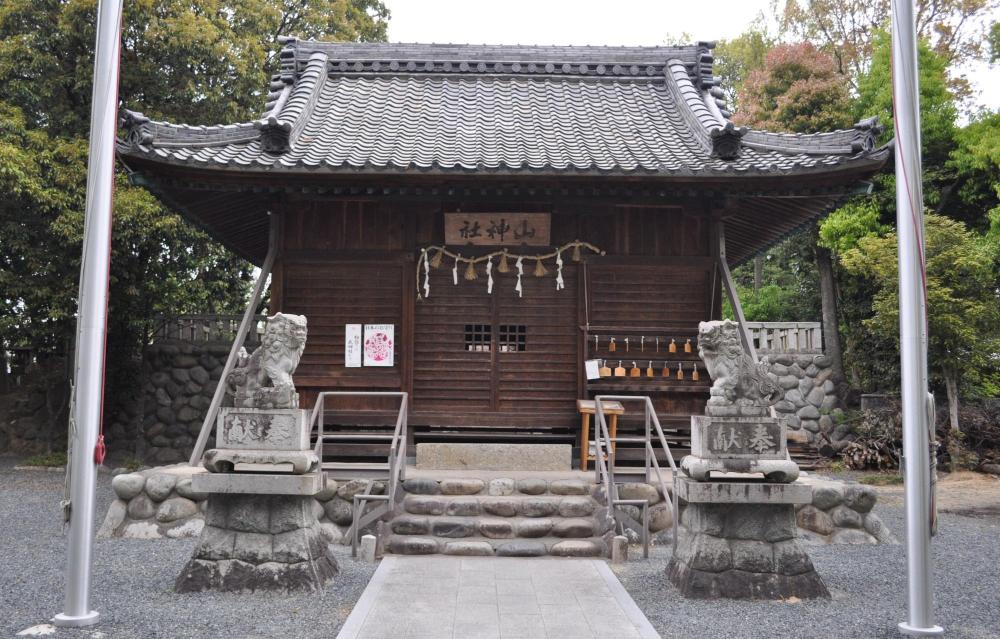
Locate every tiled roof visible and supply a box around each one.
[118,39,887,177]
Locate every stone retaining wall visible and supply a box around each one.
[0,360,70,454]
[766,353,851,449]
[794,478,897,545]
[134,342,229,464]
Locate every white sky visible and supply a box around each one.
[382,0,998,114]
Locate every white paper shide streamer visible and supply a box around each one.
[422,249,430,298]
[515,256,524,298]
[555,249,565,291]
[486,258,494,294]
[452,255,459,285]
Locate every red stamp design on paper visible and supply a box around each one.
[365,331,393,362]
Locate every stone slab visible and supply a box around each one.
[691,415,786,460]
[216,407,309,451]
[334,556,660,639]
[416,443,571,471]
[676,477,812,505]
[203,448,319,474]
[681,456,800,483]
[192,471,324,496]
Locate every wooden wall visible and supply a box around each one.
[273,197,713,429]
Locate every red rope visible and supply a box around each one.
[889,37,931,338]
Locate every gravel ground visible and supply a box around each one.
[0,456,377,639]
[4,455,998,639]
[614,489,1000,639]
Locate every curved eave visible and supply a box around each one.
[118,142,889,180]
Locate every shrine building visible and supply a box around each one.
[118,39,888,467]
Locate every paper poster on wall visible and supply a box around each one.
[345,324,362,368]
[584,359,601,381]
[363,324,395,367]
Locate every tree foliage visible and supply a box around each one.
[1,0,390,134]
[734,41,854,132]
[728,233,823,322]
[840,214,1000,398]
[946,112,1000,235]
[712,18,775,112]
[0,102,253,353]
[718,8,999,422]
[780,0,998,98]
[0,0,390,449]
[854,30,958,170]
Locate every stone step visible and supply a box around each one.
[401,476,596,497]
[387,535,609,557]
[391,515,604,539]
[415,443,572,471]
[401,494,603,518]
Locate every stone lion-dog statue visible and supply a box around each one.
[227,313,307,409]
[697,319,781,408]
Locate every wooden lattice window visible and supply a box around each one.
[498,325,527,352]
[465,324,492,352]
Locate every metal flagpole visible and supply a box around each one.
[891,0,943,636]
[53,0,124,627]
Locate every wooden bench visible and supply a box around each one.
[576,399,625,471]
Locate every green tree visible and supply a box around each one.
[780,0,998,99]
[0,0,389,453]
[1,0,390,134]
[946,112,1000,235]
[712,18,775,112]
[854,30,957,171]
[733,41,854,132]
[733,41,853,395]
[0,100,253,357]
[840,214,1000,430]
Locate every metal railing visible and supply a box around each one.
[744,322,823,354]
[595,395,680,558]
[308,391,408,557]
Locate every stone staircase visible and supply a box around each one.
[384,476,615,557]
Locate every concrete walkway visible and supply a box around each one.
[336,555,661,639]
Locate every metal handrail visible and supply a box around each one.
[309,391,408,556]
[595,395,680,557]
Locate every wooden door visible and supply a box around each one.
[412,262,579,425]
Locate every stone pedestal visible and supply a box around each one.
[175,493,338,593]
[667,478,829,600]
[681,415,800,483]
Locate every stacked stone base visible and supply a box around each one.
[176,494,337,593]
[668,502,829,600]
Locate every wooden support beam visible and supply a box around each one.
[188,215,278,466]
[715,221,759,362]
